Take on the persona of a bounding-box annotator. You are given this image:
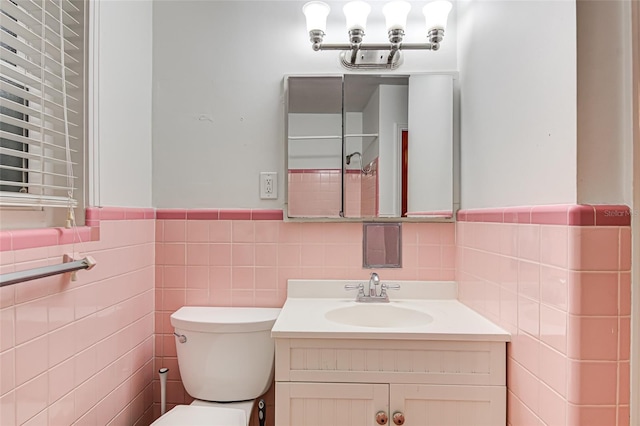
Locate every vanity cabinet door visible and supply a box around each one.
[389,384,506,426]
[276,382,389,426]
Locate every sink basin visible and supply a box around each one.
[324,304,433,328]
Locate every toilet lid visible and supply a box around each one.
[152,405,246,426]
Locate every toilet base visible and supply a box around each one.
[151,399,255,426]
[191,399,255,421]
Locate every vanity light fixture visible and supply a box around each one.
[302,0,453,70]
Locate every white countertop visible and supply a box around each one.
[271,280,511,342]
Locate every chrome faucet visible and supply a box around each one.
[368,272,380,296]
[345,272,401,303]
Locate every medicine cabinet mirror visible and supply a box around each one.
[285,73,455,221]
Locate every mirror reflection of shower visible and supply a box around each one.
[345,151,374,175]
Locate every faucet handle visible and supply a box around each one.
[382,283,400,290]
[345,283,365,295]
[380,283,400,298]
[345,283,366,301]
[345,283,364,290]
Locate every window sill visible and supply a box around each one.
[0,207,155,251]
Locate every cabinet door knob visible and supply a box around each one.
[375,411,388,425]
[392,411,405,425]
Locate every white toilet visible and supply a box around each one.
[152,306,281,426]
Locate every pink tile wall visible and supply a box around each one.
[456,205,631,426]
[0,211,156,426]
[287,170,342,217]
[6,202,631,426]
[287,169,377,218]
[153,215,455,417]
[360,159,378,217]
[344,171,362,217]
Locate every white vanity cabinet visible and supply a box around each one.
[274,338,506,426]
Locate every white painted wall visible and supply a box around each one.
[288,114,342,169]
[457,0,577,209]
[97,0,153,208]
[100,0,633,212]
[152,0,457,208]
[576,0,634,206]
[362,91,381,167]
[345,112,364,172]
[457,0,634,209]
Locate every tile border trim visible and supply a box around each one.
[1,208,285,251]
[1,206,155,251]
[156,209,283,221]
[456,204,631,226]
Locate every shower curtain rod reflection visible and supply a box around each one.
[0,256,97,287]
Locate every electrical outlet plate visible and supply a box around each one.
[260,172,277,199]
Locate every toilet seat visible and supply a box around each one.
[151,405,246,426]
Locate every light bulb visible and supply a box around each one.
[303,1,330,33]
[343,1,371,32]
[382,1,411,32]
[423,0,452,32]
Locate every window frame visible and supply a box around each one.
[0,0,92,230]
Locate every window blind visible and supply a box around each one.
[0,0,85,209]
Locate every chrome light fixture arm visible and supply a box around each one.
[309,31,444,51]
[311,40,439,51]
[306,31,444,70]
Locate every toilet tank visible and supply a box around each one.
[171,307,281,402]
